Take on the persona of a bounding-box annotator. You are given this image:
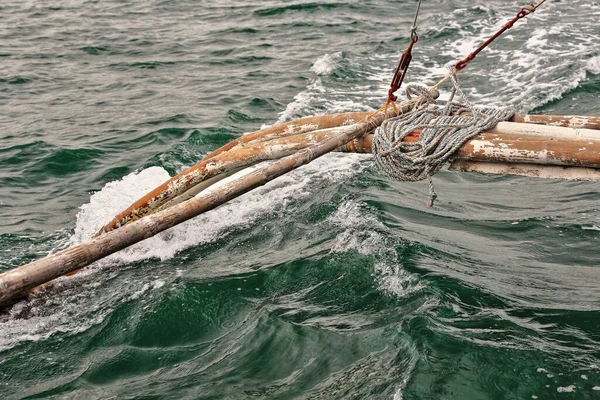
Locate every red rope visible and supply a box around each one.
[455,2,542,72]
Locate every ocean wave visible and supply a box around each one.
[0,150,373,350]
[254,2,356,17]
[1,1,599,397]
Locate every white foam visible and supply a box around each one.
[452,5,598,111]
[557,385,576,393]
[0,271,169,353]
[276,53,340,123]
[276,79,324,123]
[72,153,366,264]
[326,99,372,114]
[582,225,600,231]
[587,56,600,75]
[71,167,171,243]
[277,52,375,123]
[310,52,342,76]
[129,279,165,301]
[525,28,549,49]
[327,201,421,297]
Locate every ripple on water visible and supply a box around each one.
[254,2,358,17]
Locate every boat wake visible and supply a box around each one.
[0,152,381,349]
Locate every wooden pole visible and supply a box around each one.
[0,95,431,308]
[97,125,373,235]
[512,114,600,130]
[339,131,600,168]
[202,111,371,160]
[449,161,600,181]
[204,113,600,160]
[491,122,600,141]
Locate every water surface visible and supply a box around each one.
[1,1,599,398]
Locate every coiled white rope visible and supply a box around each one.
[371,71,514,206]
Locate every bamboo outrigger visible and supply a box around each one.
[1,106,599,310]
[2,0,598,312]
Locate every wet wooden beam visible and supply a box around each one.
[202,111,371,160]
[491,122,600,141]
[449,161,600,181]
[0,95,435,309]
[339,131,600,168]
[203,113,600,164]
[512,114,600,130]
[458,133,600,168]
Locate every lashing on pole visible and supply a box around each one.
[370,0,550,206]
[0,0,558,311]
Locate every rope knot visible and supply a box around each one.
[371,75,514,207]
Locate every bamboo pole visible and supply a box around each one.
[339,132,600,168]
[204,113,600,161]
[512,114,600,130]
[491,122,600,141]
[97,125,371,235]
[449,161,600,181]
[458,133,600,167]
[158,166,249,211]
[0,95,431,308]
[202,111,371,160]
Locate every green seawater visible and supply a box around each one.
[1,1,600,399]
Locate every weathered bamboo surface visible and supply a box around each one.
[460,133,600,167]
[340,131,600,168]
[1,95,436,308]
[491,122,600,141]
[202,113,600,161]
[511,114,600,130]
[449,161,600,181]
[2,106,599,309]
[202,111,371,160]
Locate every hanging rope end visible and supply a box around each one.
[427,176,438,207]
[427,194,437,208]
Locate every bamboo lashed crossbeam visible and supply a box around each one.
[339,126,600,169]
[511,114,600,130]
[1,106,599,310]
[0,95,435,308]
[449,162,600,181]
[97,113,600,235]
